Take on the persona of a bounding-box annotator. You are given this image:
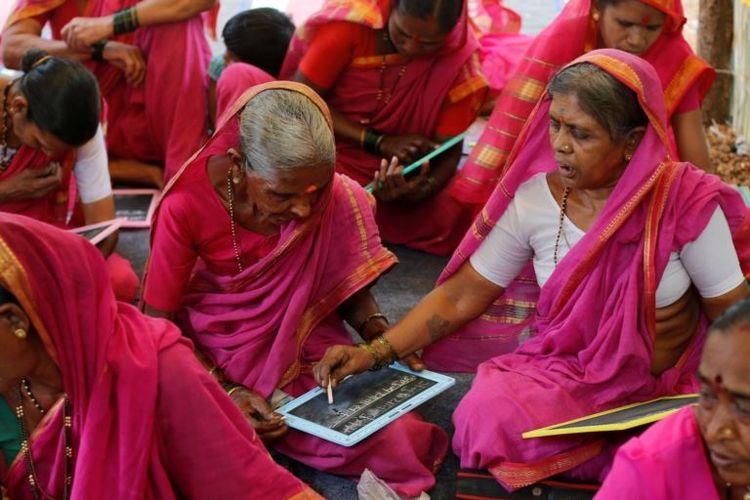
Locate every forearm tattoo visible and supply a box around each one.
[426,314,451,342]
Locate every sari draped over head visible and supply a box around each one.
[280,0,487,184]
[443,49,750,488]
[0,146,75,226]
[595,407,720,499]
[152,81,397,398]
[453,0,715,205]
[0,214,317,499]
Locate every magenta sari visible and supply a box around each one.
[5,0,211,179]
[596,407,720,499]
[441,49,750,489]
[150,82,448,496]
[0,214,318,499]
[281,0,487,255]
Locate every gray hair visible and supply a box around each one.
[239,89,335,178]
[548,62,648,142]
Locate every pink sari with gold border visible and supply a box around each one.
[453,0,715,205]
[281,0,488,255]
[149,82,448,496]
[439,49,750,488]
[0,214,318,499]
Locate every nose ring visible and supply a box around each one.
[719,427,736,439]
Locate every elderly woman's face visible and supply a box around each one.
[598,0,666,56]
[549,92,632,191]
[696,328,750,487]
[387,8,450,59]
[0,303,35,384]
[245,163,334,226]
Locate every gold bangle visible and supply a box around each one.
[374,335,398,362]
[359,127,368,149]
[357,342,385,370]
[358,312,388,334]
[227,385,243,397]
[208,365,219,377]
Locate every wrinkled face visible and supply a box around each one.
[387,8,450,59]
[549,92,634,191]
[696,328,750,487]
[243,161,334,226]
[598,0,666,56]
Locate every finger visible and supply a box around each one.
[418,160,430,179]
[401,353,426,372]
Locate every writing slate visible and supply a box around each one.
[522,394,699,438]
[113,189,159,228]
[278,364,455,447]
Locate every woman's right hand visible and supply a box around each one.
[228,387,288,444]
[313,345,375,387]
[102,41,146,86]
[0,162,61,202]
[378,134,437,165]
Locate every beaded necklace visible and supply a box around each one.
[363,30,407,125]
[14,384,72,499]
[553,186,571,266]
[226,167,244,274]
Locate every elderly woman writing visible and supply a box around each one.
[315,49,750,489]
[0,49,137,302]
[0,214,318,499]
[456,0,715,205]
[143,82,447,496]
[596,296,750,499]
[283,0,488,255]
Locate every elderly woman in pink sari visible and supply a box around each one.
[2,0,214,185]
[142,82,447,496]
[0,213,318,499]
[283,0,488,255]
[597,296,750,499]
[314,49,750,489]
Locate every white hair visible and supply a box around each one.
[239,89,335,178]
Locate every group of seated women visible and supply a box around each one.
[1,0,749,498]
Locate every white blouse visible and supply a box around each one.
[470,173,744,307]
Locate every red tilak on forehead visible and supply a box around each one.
[305,185,318,194]
[641,15,652,25]
[715,374,724,389]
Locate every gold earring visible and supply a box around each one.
[592,10,601,22]
[13,328,27,340]
[232,176,241,185]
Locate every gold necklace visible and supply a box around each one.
[363,31,407,124]
[226,167,244,274]
[553,186,571,266]
[1,81,19,171]
[15,384,72,500]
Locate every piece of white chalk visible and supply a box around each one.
[327,376,334,405]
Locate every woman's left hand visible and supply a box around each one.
[228,387,288,444]
[372,156,431,204]
[61,16,114,52]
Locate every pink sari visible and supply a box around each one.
[596,407,720,499]
[281,0,487,255]
[453,0,715,205]
[0,214,318,499]
[5,0,211,179]
[150,82,448,496]
[0,144,139,303]
[215,62,275,119]
[441,49,750,489]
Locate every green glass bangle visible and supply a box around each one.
[90,40,108,62]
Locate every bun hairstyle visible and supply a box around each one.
[18,49,101,147]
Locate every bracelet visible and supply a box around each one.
[357,312,388,334]
[207,365,219,377]
[227,386,243,397]
[373,335,398,362]
[359,127,367,149]
[374,134,386,155]
[357,342,387,370]
[363,129,384,155]
[113,6,139,35]
[90,40,108,62]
